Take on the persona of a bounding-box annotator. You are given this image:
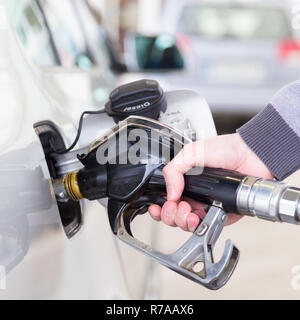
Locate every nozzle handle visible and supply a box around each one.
[149,167,246,212]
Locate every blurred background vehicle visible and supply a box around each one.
[159,0,300,132]
[38,0,127,73]
[16,0,185,114]
[38,0,186,99]
[12,0,119,112]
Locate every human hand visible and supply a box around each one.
[148,133,273,232]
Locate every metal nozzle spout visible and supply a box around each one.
[237,177,300,225]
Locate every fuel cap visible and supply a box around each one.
[105,79,167,123]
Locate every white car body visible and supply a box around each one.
[0,0,216,299]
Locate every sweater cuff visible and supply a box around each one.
[237,104,300,180]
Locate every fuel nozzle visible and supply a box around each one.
[51,115,300,290]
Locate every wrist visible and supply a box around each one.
[237,104,300,180]
[233,132,274,180]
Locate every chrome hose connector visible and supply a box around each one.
[237,177,300,225]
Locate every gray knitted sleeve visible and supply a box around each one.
[237,79,300,180]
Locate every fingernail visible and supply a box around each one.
[188,215,197,232]
[167,185,176,201]
[165,207,174,217]
[187,219,194,232]
[177,206,186,217]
